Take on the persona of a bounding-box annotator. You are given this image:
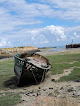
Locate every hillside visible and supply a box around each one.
[0,46,38,56]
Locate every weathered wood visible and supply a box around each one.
[14,52,51,86]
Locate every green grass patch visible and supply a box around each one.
[0,59,15,90]
[0,92,21,106]
[46,53,80,74]
[46,53,80,63]
[58,68,80,82]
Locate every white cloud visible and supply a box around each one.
[0,24,80,47]
[73,32,79,38]
[39,41,49,44]
[36,0,80,21]
[0,38,12,47]
[5,25,66,47]
[0,0,80,47]
[11,25,80,47]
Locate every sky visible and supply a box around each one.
[0,0,80,48]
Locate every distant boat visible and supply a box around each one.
[66,43,80,48]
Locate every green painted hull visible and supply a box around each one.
[14,53,51,85]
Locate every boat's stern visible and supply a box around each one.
[14,54,24,81]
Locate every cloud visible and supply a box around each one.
[0,38,12,47]
[0,0,80,47]
[4,25,66,47]
[10,25,80,47]
[1,0,79,27]
[36,0,80,21]
[0,24,80,47]
[73,32,79,38]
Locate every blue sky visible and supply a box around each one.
[0,0,80,48]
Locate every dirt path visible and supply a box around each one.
[49,67,74,80]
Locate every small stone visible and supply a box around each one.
[60,87,63,90]
[26,92,30,96]
[33,94,36,96]
[36,92,41,97]
[43,89,46,91]
[39,87,41,89]
[74,91,80,96]
[23,88,26,90]
[67,87,74,92]
[48,93,53,96]
[74,80,80,82]
[2,93,5,96]
[49,87,53,90]
[51,79,55,82]
[36,93,39,96]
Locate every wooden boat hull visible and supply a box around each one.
[14,53,51,86]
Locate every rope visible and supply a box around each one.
[31,66,47,85]
[31,67,38,85]
[40,69,46,83]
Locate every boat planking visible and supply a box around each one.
[14,52,51,86]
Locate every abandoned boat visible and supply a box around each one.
[14,52,51,85]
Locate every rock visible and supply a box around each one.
[60,87,63,90]
[48,93,53,96]
[33,94,36,96]
[67,87,74,92]
[42,89,46,91]
[49,87,53,90]
[38,87,41,89]
[2,93,5,96]
[74,80,80,82]
[26,92,30,95]
[51,79,55,82]
[23,88,26,90]
[36,92,39,97]
[74,91,80,96]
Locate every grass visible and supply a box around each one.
[0,92,21,106]
[46,53,80,74]
[0,60,22,105]
[0,60,15,90]
[58,68,80,82]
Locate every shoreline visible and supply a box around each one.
[38,47,80,55]
[0,47,80,61]
[0,57,13,62]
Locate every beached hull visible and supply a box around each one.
[14,53,51,85]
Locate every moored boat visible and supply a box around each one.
[66,43,80,48]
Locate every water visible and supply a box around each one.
[49,45,65,52]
